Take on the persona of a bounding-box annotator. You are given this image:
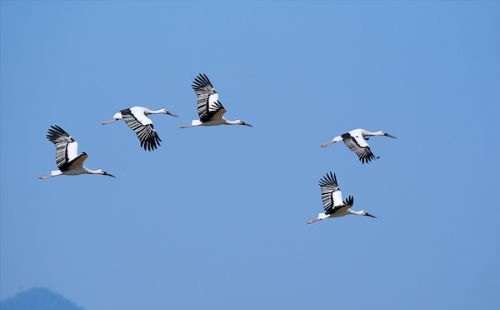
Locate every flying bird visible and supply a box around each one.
[179,73,253,128]
[38,125,115,179]
[320,128,396,164]
[101,106,178,151]
[306,172,376,224]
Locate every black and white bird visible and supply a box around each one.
[38,125,115,179]
[101,106,177,151]
[307,172,376,224]
[320,128,396,164]
[179,73,252,128]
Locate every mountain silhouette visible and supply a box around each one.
[0,287,84,310]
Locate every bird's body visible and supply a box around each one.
[306,172,375,224]
[101,106,177,151]
[179,73,252,128]
[320,128,396,164]
[38,125,115,179]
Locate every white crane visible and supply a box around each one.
[179,73,253,128]
[306,172,376,224]
[101,106,177,151]
[320,128,396,164]
[38,125,115,179]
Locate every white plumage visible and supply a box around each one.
[179,73,253,128]
[320,128,396,164]
[38,125,115,179]
[306,172,376,224]
[101,106,177,151]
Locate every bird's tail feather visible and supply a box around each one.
[318,213,328,220]
[306,213,327,224]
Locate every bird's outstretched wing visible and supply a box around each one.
[66,152,88,170]
[319,172,344,214]
[342,195,354,208]
[192,73,226,122]
[326,195,355,216]
[200,100,226,122]
[120,108,161,151]
[46,125,79,170]
[342,133,377,164]
[192,73,215,94]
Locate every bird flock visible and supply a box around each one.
[38,73,396,224]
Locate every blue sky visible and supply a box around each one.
[1,1,499,309]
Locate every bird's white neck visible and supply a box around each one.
[347,209,364,216]
[225,119,241,125]
[84,167,101,175]
[363,130,384,137]
[144,109,165,115]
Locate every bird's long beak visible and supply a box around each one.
[385,133,397,139]
[104,172,116,178]
[167,111,178,117]
[242,122,253,127]
[365,213,376,218]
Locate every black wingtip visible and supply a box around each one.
[191,73,213,90]
[344,195,354,206]
[319,171,338,187]
[141,132,162,151]
[46,125,70,142]
[360,153,378,164]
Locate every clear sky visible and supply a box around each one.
[1,1,499,310]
